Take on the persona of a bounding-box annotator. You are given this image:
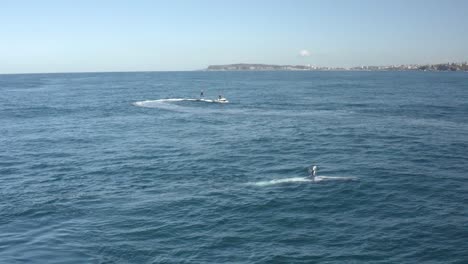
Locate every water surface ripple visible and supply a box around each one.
[1,71,467,263]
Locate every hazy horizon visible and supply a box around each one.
[1,0,468,74]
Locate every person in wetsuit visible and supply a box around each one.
[309,165,318,177]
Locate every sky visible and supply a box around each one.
[1,0,468,73]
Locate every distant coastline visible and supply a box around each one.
[205,62,468,72]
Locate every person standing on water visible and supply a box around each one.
[200,90,204,98]
[309,165,318,177]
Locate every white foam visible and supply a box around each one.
[249,177,312,186]
[133,99,183,112]
[133,98,224,108]
[248,175,358,186]
[313,176,358,182]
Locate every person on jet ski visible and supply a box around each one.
[309,165,318,177]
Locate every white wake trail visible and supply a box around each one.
[248,177,312,186]
[133,98,221,108]
[313,176,358,182]
[248,175,358,186]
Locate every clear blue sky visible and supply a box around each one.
[1,0,467,73]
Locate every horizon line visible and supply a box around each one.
[2,61,467,75]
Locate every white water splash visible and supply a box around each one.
[249,177,312,186]
[248,176,358,186]
[133,98,223,108]
[314,176,358,182]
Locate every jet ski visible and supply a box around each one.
[214,96,229,103]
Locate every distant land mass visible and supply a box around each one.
[205,62,468,71]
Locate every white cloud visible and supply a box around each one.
[299,49,311,57]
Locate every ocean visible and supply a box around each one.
[1,71,467,263]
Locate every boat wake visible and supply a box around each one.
[133,98,225,108]
[133,98,351,118]
[314,176,358,182]
[248,176,358,186]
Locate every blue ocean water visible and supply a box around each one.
[1,71,467,263]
